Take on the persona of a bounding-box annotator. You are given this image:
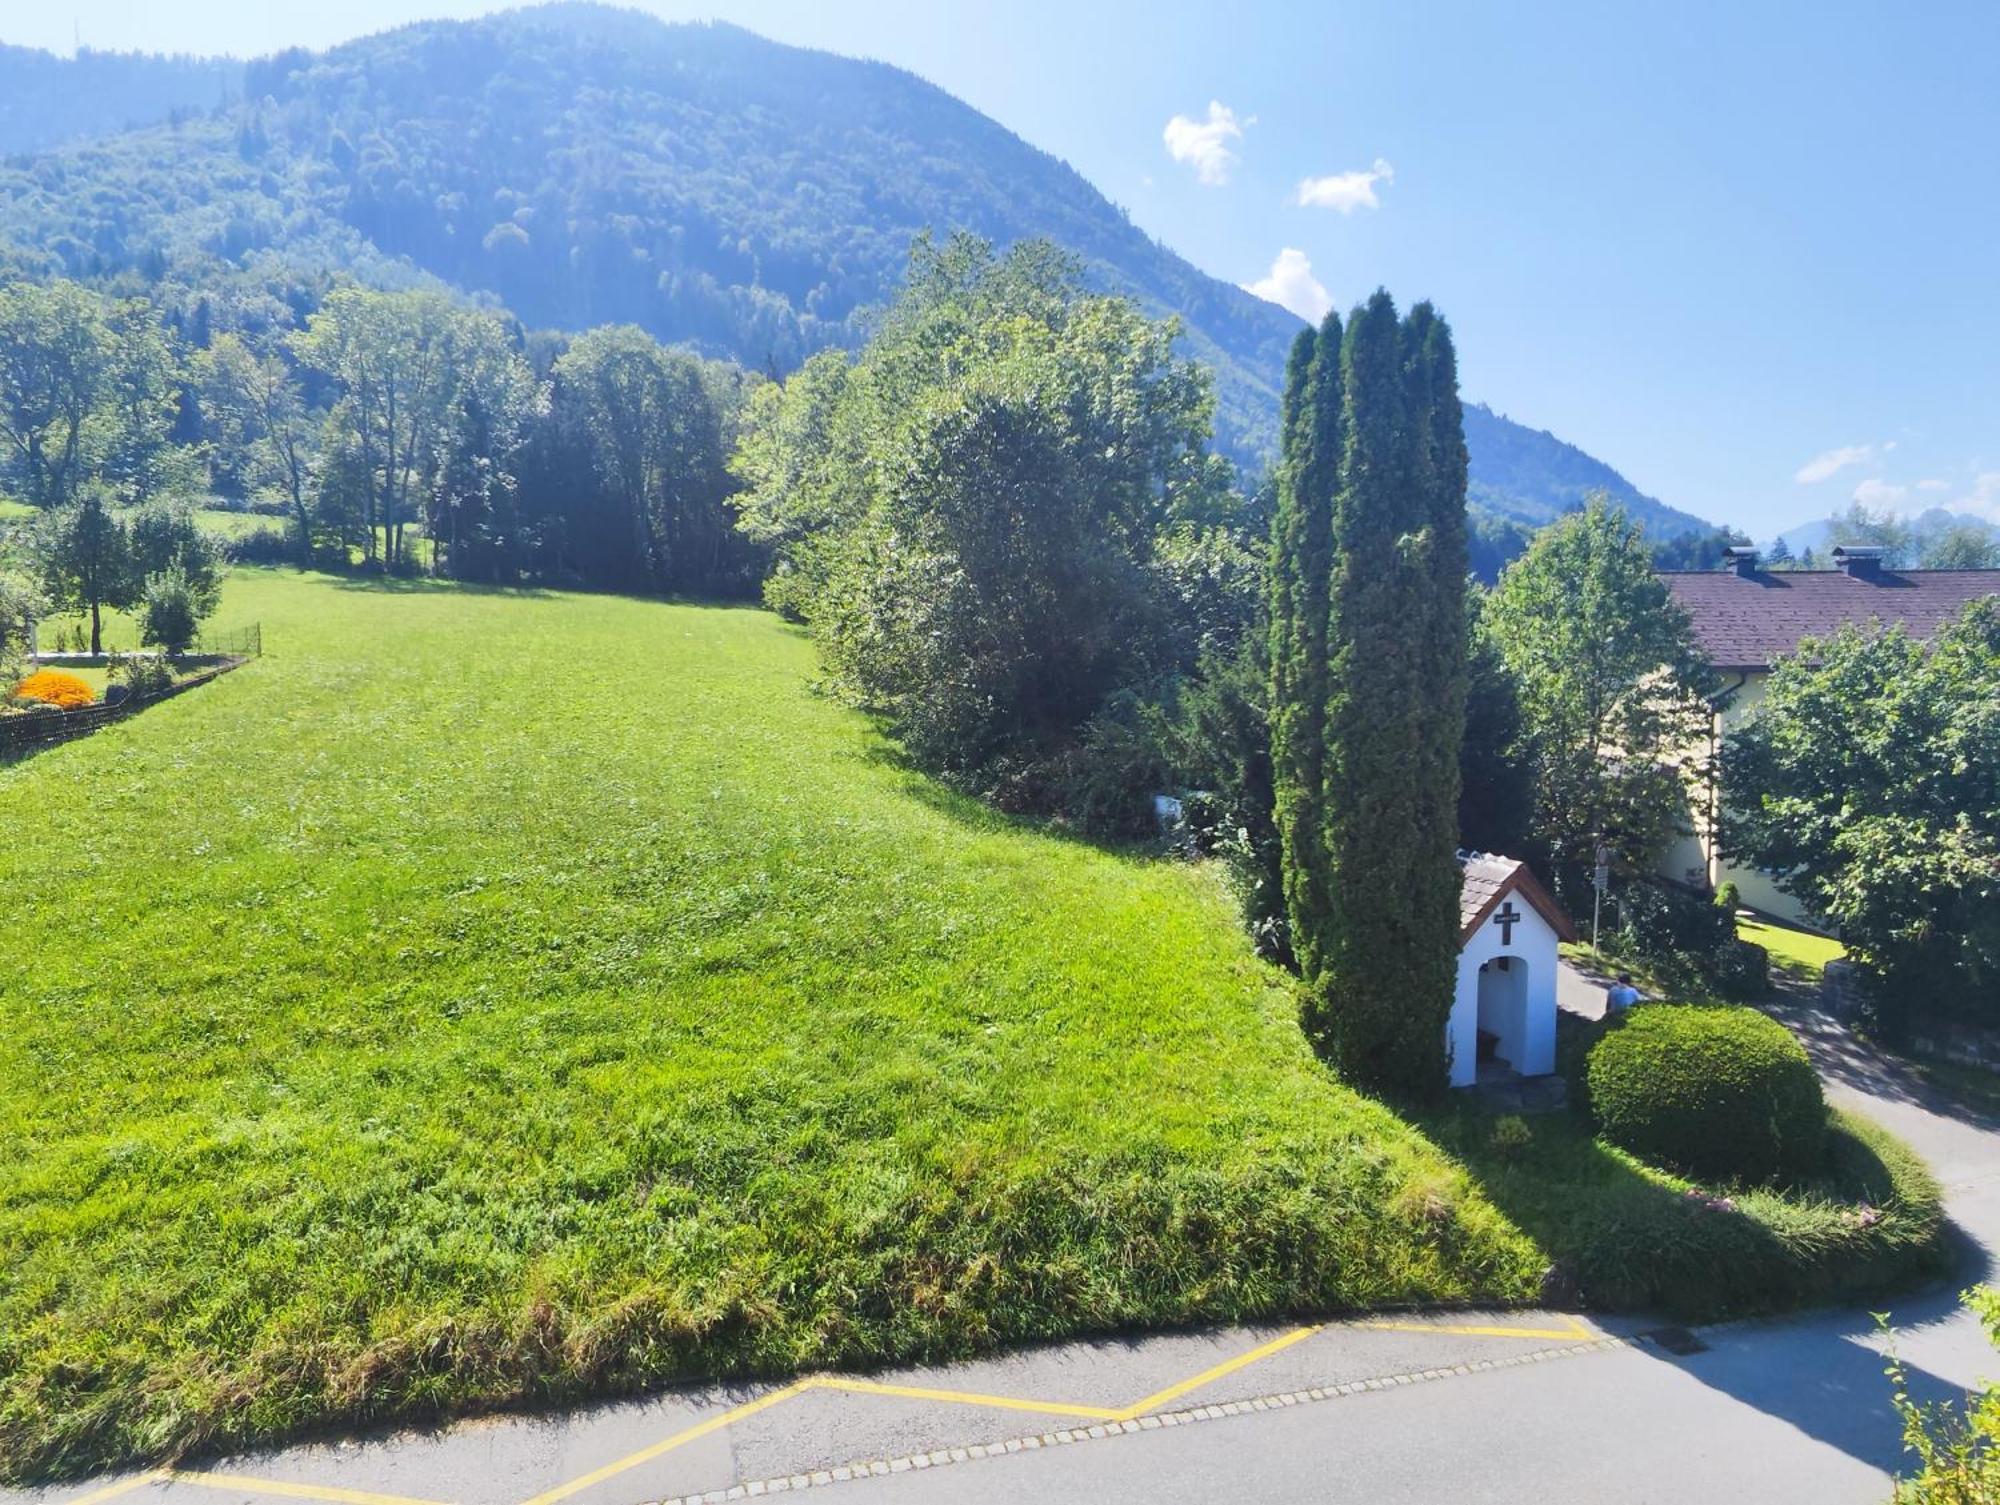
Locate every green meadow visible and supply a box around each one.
[0,568,1547,1479]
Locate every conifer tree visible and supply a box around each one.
[1272,290,1469,1097]
[1268,312,1340,974]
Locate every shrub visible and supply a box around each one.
[1889,1286,2000,1503]
[224,525,298,566]
[1712,938,1771,1000]
[1615,878,1734,966]
[1488,1114,1534,1161]
[139,565,204,655]
[11,668,95,709]
[1612,878,1772,998]
[109,652,174,699]
[1585,1004,1825,1184]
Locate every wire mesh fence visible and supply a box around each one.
[193,622,262,658]
[2,625,261,758]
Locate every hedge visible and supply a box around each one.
[1559,1109,1949,1318]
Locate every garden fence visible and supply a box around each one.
[1,628,261,759]
[194,622,262,658]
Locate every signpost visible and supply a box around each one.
[1591,843,1612,951]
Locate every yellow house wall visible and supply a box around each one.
[1659,672,1822,928]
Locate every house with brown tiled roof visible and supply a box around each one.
[1659,546,2000,924]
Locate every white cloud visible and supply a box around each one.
[1242,248,1332,322]
[1794,443,1874,484]
[1917,478,1950,492]
[1163,101,1249,187]
[1295,158,1395,213]
[1852,478,1909,510]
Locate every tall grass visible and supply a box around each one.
[0,568,1545,1480]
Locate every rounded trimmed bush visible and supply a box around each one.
[1585,1004,1824,1185]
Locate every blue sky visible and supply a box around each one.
[9,0,1998,539]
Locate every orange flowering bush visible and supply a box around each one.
[11,669,96,709]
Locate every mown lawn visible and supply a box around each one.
[0,568,1546,1481]
[1741,915,1845,981]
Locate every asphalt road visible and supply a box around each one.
[12,982,1998,1505]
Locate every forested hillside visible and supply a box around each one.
[0,45,241,157]
[1464,402,1706,537]
[0,5,1709,531]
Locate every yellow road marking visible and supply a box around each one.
[810,1376,1124,1421]
[58,1470,169,1505]
[51,1311,1604,1505]
[1112,1324,1324,1420]
[513,1380,811,1505]
[164,1471,454,1505]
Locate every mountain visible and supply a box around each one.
[1463,402,1708,537]
[0,6,1711,535]
[0,45,241,157]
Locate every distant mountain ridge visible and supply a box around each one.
[0,6,1711,536]
[0,44,241,157]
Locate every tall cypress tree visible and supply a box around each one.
[1401,304,1471,1090]
[1269,312,1341,975]
[1273,290,1469,1097]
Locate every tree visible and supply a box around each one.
[127,498,223,614]
[0,575,46,689]
[1723,601,2000,1033]
[138,562,204,656]
[293,287,472,569]
[1267,314,1340,980]
[1269,291,1470,1096]
[1922,525,2000,571]
[1459,590,1533,856]
[552,326,738,594]
[427,316,543,582]
[1314,293,1468,1094]
[0,280,120,508]
[31,481,135,654]
[0,281,187,510]
[1765,536,1795,570]
[1483,497,1717,885]
[98,297,187,501]
[733,234,1224,808]
[196,333,319,564]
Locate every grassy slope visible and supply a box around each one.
[0,569,1543,1480]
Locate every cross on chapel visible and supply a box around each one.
[1492,899,1522,946]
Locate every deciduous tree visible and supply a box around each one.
[1483,497,1717,884]
[196,333,319,564]
[734,234,1226,808]
[1724,601,2000,1032]
[31,481,135,654]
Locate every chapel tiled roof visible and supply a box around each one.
[1661,568,2000,672]
[1459,853,1578,945]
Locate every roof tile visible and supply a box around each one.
[1662,568,2000,671]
